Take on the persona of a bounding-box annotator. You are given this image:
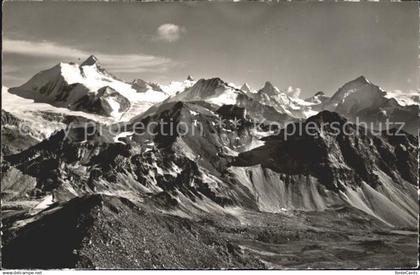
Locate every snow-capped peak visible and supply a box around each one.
[328,75,382,109]
[187,75,194,81]
[166,77,243,106]
[332,76,371,95]
[9,58,172,121]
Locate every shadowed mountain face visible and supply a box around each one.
[230,111,418,227]
[1,60,419,269]
[236,111,417,190]
[70,86,131,116]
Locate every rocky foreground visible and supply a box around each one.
[2,194,417,269]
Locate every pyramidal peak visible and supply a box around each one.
[354,75,370,84]
[263,81,275,89]
[258,81,280,96]
[79,55,119,79]
[241,83,251,93]
[343,75,372,88]
[330,75,377,101]
[187,75,194,81]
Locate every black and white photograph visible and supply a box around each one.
[1,0,419,272]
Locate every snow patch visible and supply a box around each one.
[29,194,54,215]
[113,131,135,144]
[160,79,195,96]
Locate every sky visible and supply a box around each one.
[2,2,419,97]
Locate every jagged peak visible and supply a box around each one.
[330,75,379,104]
[263,81,275,90]
[81,55,98,67]
[187,75,194,81]
[258,81,280,96]
[241,83,251,93]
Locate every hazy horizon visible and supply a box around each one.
[2,2,419,97]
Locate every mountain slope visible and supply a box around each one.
[168,78,244,105]
[325,76,419,134]
[5,193,416,269]
[3,102,417,228]
[231,111,418,227]
[1,97,418,268]
[8,56,168,118]
[2,58,419,269]
[2,108,418,269]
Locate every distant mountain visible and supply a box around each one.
[151,78,296,125]
[244,81,322,119]
[327,76,388,114]
[8,56,168,118]
[8,56,419,132]
[325,76,419,134]
[168,77,244,105]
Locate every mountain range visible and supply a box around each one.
[1,56,419,269]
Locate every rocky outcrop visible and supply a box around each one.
[70,86,130,117]
[1,110,40,155]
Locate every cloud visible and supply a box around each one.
[156,24,186,42]
[2,38,175,74]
